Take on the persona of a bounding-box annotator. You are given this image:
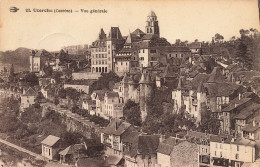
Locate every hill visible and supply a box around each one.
[0,47,31,72]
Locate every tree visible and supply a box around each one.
[54,97,59,105]
[123,100,141,126]
[8,64,15,82]
[24,72,39,86]
[214,33,224,43]
[53,71,63,84]
[93,71,122,90]
[199,104,220,135]
[43,65,53,77]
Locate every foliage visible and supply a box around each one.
[21,106,42,123]
[24,72,39,86]
[53,71,63,84]
[199,103,220,135]
[8,64,15,82]
[71,107,109,127]
[61,132,85,147]
[43,65,53,77]
[93,71,122,90]
[123,100,141,126]
[54,97,59,105]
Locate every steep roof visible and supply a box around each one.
[98,28,106,40]
[222,97,251,112]
[106,92,119,99]
[132,28,145,35]
[163,64,176,78]
[108,27,123,39]
[41,135,60,146]
[24,87,37,96]
[148,10,157,17]
[242,123,260,132]
[101,119,132,136]
[59,144,86,156]
[176,78,185,90]
[207,67,226,83]
[188,42,202,49]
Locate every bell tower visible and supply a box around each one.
[145,10,160,37]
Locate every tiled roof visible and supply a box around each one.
[101,119,131,136]
[204,82,241,97]
[141,34,158,41]
[132,28,145,35]
[207,67,226,83]
[41,135,60,146]
[138,135,160,155]
[234,110,253,120]
[106,92,119,99]
[188,42,202,49]
[24,87,37,96]
[163,46,190,52]
[157,143,174,155]
[59,144,85,156]
[232,138,256,147]
[242,123,260,132]
[210,134,233,144]
[222,97,251,112]
[234,103,260,119]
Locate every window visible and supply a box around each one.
[235,154,239,159]
[220,152,222,157]
[49,148,51,156]
[237,145,239,151]
[215,151,217,156]
[216,143,218,148]
[150,49,156,53]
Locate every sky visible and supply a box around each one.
[0,0,259,51]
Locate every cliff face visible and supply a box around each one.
[0,48,31,72]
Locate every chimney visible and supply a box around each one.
[238,93,241,100]
[159,135,165,143]
[253,120,256,127]
[115,120,118,131]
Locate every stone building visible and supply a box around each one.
[139,72,154,122]
[170,141,199,167]
[91,27,125,73]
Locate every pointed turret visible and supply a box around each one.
[125,33,132,44]
[145,72,153,83]
[98,28,106,40]
[122,73,129,83]
[177,77,184,90]
[197,81,206,93]
[139,72,146,84]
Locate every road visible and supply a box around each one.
[0,138,44,160]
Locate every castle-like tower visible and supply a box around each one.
[196,82,207,124]
[145,11,160,37]
[139,72,154,122]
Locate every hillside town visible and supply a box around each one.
[0,11,260,167]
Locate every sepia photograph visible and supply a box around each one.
[0,0,260,166]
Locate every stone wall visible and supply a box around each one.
[42,105,101,140]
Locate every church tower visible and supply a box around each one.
[145,11,160,37]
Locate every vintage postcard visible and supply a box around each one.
[0,0,260,166]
